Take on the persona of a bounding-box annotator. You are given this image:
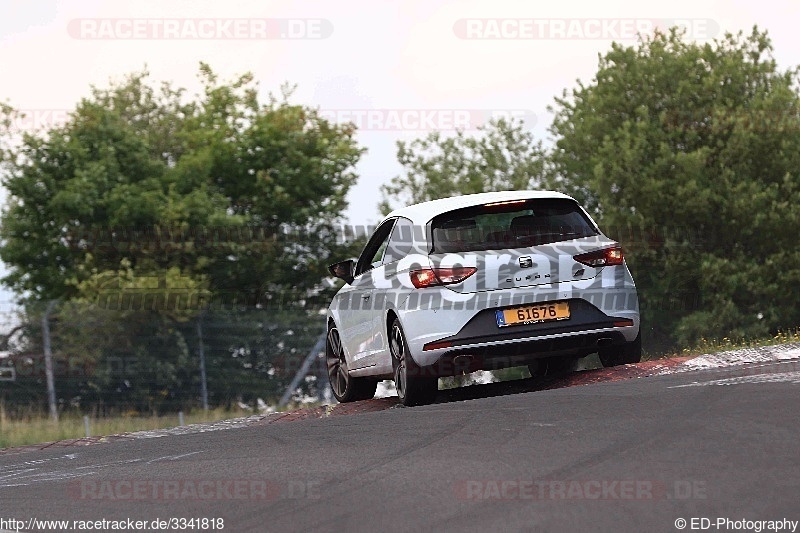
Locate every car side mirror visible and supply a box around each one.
[328,259,356,284]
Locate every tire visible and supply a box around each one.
[326,324,378,403]
[598,332,642,368]
[528,356,578,378]
[390,319,438,407]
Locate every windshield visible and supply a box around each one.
[430,198,599,253]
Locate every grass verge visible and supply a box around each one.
[664,327,800,360]
[0,407,253,449]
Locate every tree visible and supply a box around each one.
[0,65,363,306]
[379,118,549,214]
[549,27,800,350]
[0,65,364,411]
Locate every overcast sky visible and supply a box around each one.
[1,0,799,309]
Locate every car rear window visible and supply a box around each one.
[430,198,598,253]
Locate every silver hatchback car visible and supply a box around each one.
[327,191,640,406]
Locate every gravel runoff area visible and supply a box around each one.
[2,342,798,457]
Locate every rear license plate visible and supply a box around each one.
[496,302,570,327]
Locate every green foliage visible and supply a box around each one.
[0,65,363,411]
[379,118,550,214]
[549,27,800,350]
[0,65,364,307]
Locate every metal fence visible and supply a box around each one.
[0,302,333,417]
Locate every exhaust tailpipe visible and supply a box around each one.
[452,355,474,375]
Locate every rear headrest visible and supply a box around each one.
[510,215,539,233]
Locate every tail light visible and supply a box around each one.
[409,267,477,288]
[574,245,624,267]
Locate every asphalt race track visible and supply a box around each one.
[2,359,799,533]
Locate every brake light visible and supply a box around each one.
[574,245,624,267]
[483,199,527,207]
[409,267,478,288]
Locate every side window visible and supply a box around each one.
[355,219,396,276]
[383,217,415,264]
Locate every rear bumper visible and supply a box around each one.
[402,296,639,371]
[416,327,630,377]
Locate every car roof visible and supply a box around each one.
[384,190,576,224]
